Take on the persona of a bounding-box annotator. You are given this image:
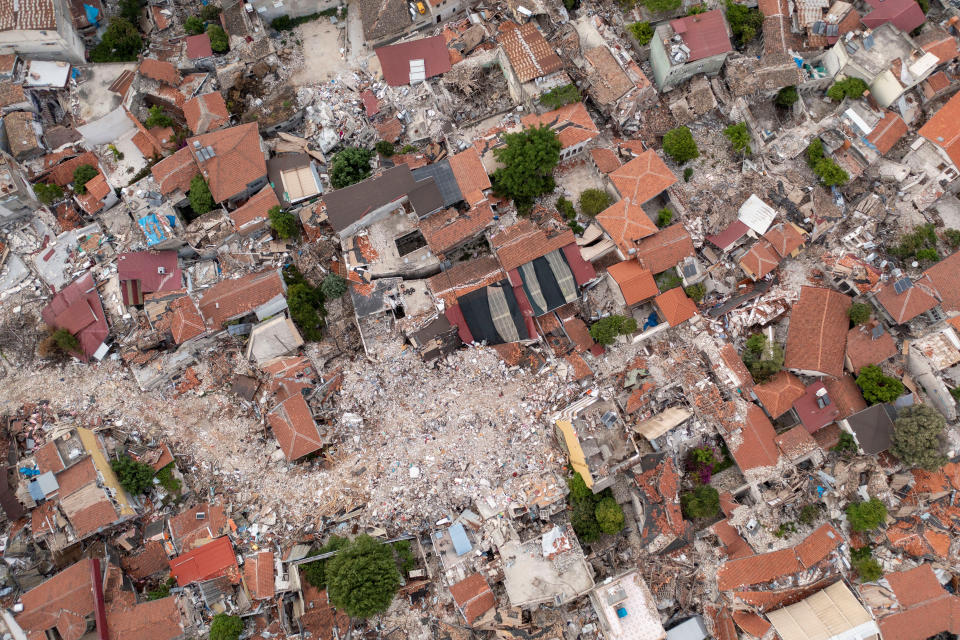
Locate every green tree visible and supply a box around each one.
[571,498,601,542]
[491,125,561,212]
[320,273,348,299]
[657,207,673,227]
[72,164,98,194]
[110,455,156,495]
[52,328,80,353]
[685,283,706,302]
[662,126,699,164]
[832,431,858,454]
[119,0,144,22]
[209,614,244,640]
[944,228,960,249]
[33,182,63,205]
[557,196,576,220]
[741,333,784,383]
[184,15,205,34]
[848,302,871,325]
[567,472,593,502]
[827,77,869,101]
[144,105,174,128]
[845,497,887,532]
[539,84,580,109]
[806,139,849,186]
[891,404,948,470]
[683,167,693,182]
[578,189,611,217]
[189,174,214,216]
[595,496,625,534]
[775,86,799,107]
[207,24,229,52]
[329,147,374,189]
[723,122,752,155]
[798,503,822,525]
[200,3,222,20]
[325,535,401,618]
[627,21,654,45]
[644,0,681,13]
[916,248,940,263]
[268,205,299,239]
[681,485,720,519]
[287,282,325,341]
[89,19,142,62]
[375,140,395,156]
[892,223,937,259]
[850,547,882,582]
[855,365,904,405]
[726,0,762,46]
[300,535,350,589]
[589,315,638,345]
[687,3,707,12]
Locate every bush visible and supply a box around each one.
[589,315,638,345]
[726,0,762,46]
[952,386,960,403]
[72,164,98,194]
[685,283,705,302]
[846,498,887,532]
[655,269,682,291]
[805,138,849,187]
[663,126,699,164]
[144,105,173,128]
[891,404,948,470]
[288,282,325,341]
[184,15,205,34]
[851,547,882,581]
[567,472,593,502]
[916,248,940,263]
[944,228,960,249]
[723,122,751,156]
[557,196,576,220]
[832,431,858,454]
[271,11,325,30]
[329,147,374,189]
[775,86,799,107]
[567,473,623,543]
[209,614,244,640]
[375,140,395,157]
[268,205,299,239]
[321,273,348,299]
[89,18,142,62]
[683,167,693,182]
[189,174,214,216]
[643,0,681,13]
[827,77,869,102]
[848,302,871,325]
[627,21,654,45]
[492,125,561,212]
[200,3,221,20]
[657,208,673,228]
[110,455,156,495]
[799,503,822,525]
[52,328,80,353]
[119,0,144,22]
[394,539,416,573]
[892,223,937,260]
[300,535,349,588]
[207,24,229,52]
[326,535,401,618]
[571,498,601,542]
[595,496,625,534]
[687,3,706,12]
[578,189,610,217]
[33,182,63,205]
[156,464,180,493]
[855,365,904,405]
[681,485,720,519]
[271,14,294,29]
[741,333,784,383]
[539,84,581,110]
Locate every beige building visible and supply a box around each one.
[0,0,85,64]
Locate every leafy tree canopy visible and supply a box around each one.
[827,77,869,102]
[72,164,98,194]
[775,86,799,107]
[628,21,654,45]
[33,182,63,205]
[189,174,214,216]
[578,188,610,217]
[855,365,904,405]
[329,147,374,189]
[891,404,948,470]
[52,328,80,353]
[110,455,155,495]
[845,497,887,532]
[89,19,142,62]
[144,105,174,129]
[209,614,244,640]
[491,125,561,212]
[300,535,350,589]
[589,315,638,345]
[287,281,325,341]
[741,333,784,383]
[539,84,581,110]
[268,205,299,239]
[662,126,699,164]
[207,24,229,53]
[320,273,348,299]
[325,535,401,618]
[726,0,762,46]
[375,140,395,157]
[595,496,625,534]
[681,485,720,519]
[848,302,871,325]
[644,0,681,13]
[184,15,205,35]
[723,122,752,156]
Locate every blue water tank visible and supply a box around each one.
[617,607,628,619]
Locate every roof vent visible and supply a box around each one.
[193,140,201,148]
[196,511,206,520]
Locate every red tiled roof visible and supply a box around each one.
[919,90,960,168]
[139,58,180,86]
[792,381,840,433]
[846,321,897,373]
[763,222,806,258]
[168,502,227,552]
[669,9,733,62]
[107,596,183,640]
[867,110,907,155]
[121,539,170,580]
[299,584,350,638]
[733,611,772,638]
[449,573,495,624]
[447,147,490,195]
[428,256,506,306]
[634,223,695,274]
[40,272,109,361]
[875,276,940,324]
[794,523,841,567]
[169,296,206,344]
[35,441,65,474]
[708,219,749,251]
[75,171,111,215]
[924,250,960,312]
[490,219,576,272]
[55,456,96,496]
[862,0,925,32]
[188,122,266,203]
[595,198,658,258]
[565,353,593,380]
[267,392,324,461]
[185,33,213,59]
[654,287,697,326]
[197,269,285,328]
[727,404,780,473]
[521,102,599,150]
[16,559,96,640]
[719,342,754,389]
[117,251,182,304]
[822,374,866,418]
[151,147,197,196]
[610,149,676,206]
[753,371,805,418]
[42,151,99,187]
[229,186,280,234]
[713,519,753,559]
[709,606,739,640]
[375,35,452,86]
[243,551,274,600]
[888,564,948,608]
[739,239,781,279]
[784,286,851,377]
[498,21,562,83]
[361,89,379,116]
[183,92,229,135]
[590,147,621,174]
[607,260,657,305]
[419,201,494,254]
[149,4,170,29]
[717,523,839,591]
[169,536,239,586]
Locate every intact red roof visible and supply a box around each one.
[169,296,206,344]
[168,536,239,586]
[34,441,65,474]
[267,392,324,461]
[733,611,772,638]
[520,102,599,150]
[610,149,677,206]
[822,374,866,418]
[918,29,960,64]
[42,151,99,187]
[139,58,180,86]
[299,584,350,638]
[107,596,183,640]
[888,564,947,608]
[846,322,897,373]
[183,92,229,135]
[447,147,490,195]
[669,9,733,62]
[498,21,562,83]
[739,240,781,279]
[784,286,851,377]
[185,33,213,59]
[595,198,658,257]
[449,573,496,624]
[792,381,840,433]
[375,35,452,86]
[55,456,97,496]
[634,223,695,274]
[763,222,806,258]
[919,90,960,168]
[243,551,274,600]
[230,186,280,234]
[490,220,576,273]
[40,272,108,361]
[717,523,840,591]
[924,250,960,312]
[875,276,940,324]
[607,260,657,305]
[794,523,842,567]
[117,251,182,296]
[708,219,749,251]
[197,269,285,328]
[867,110,908,155]
[862,0,925,32]
[727,405,780,473]
[168,502,227,552]
[590,147,621,174]
[152,147,197,196]
[419,201,494,254]
[753,371,805,418]
[16,558,96,640]
[188,122,266,203]
[654,287,697,326]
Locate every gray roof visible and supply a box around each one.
[357,0,411,42]
[408,178,445,217]
[846,403,898,455]
[412,159,463,210]
[323,164,417,233]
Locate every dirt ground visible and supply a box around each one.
[290,19,347,85]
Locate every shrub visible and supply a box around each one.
[683,167,693,182]
[944,228,960,249]
[741,333,784,383]
[628,21,654,45]
[144,105,173,128]
[557,196,576,220]
[72,164,98,194]
[189,174,214,216]
[681,485,720,519]
[89,18,142,62]
[595,496,625,534]
[657,207,673,228]
[827,77,869,102]
[685,283,705,302]
[846,497,887,532]
[951,387,960,403]
[33,182,63,205]
[271,14,294,30]
[805,138,849,187]
[851,546,882,581]
[119,0,144,22]
[288,282,325,341]
[539,84,581,110]
[156,464,181,493]
[798,503,822,525]
[209,614,244,640]
[329,147,374,189]
[663,126,699,164]
[567,472,593,502]
[268,205,299,239]
[200,3,221,21]
[723,122,752,156]
[775,86,799,107]
[110,455,156,495]
[891,404,948,470]
[774,522,797,538]
[725,0,762,46]
[184,15,205,34]
[892,223,937,259]
[643,0,681,12]
[832,431,858,454]
[394,539,416,573]
[589,315,638,345]
[916,248,940,263]
[687,3,706,12]
[571,497,601,542]
[207,24,229,52]
[300,535,350,588]
[578,189,611,217]
[855,365,904,405]
[52,328,80,353]
[655,269,682,291]
[375,140,395,156]
[321,273,348,299]
[686,445,720,484]
[848,302,871,325]
[325,535,401,618]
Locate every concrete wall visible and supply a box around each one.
[252,0,339,22]
[650,31,728,91]
[0,0,84,63]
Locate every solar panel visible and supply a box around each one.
[871,325,884,339]
[682,263,698,278]
[893,278,913,295]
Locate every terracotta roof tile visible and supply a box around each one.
[564,353,593,380]
[669,9,733,61]
[16,559,96,640]
[754,371,806,418]
[763,222,806,258]
[924,250,960,312]
[168,502,227,552]
[498,21,562,83]
[106,596,183,640]
[887,564,948,608]
[229,186,280,234]
[121,539,170,580]
[197,269,285,328]
[169,296,206,344]
[917,27,960,63]
[376,35,452,86]
[726,404,780,473]
[919,90,960,168]
[428,256,506,306]
[590,147,621,174]
[188,122,266,203]
[447,147,490,195]
[183,92,229,135]
[139,58,180,86]
[822,374,866,418]
[709,606,739,640]
[610,149,677,206]
[733,611,772,638]
[151,147,197,196]
[489,219,576,272]
[34,441,64,474]
[712,519,753,559]
[267,392,324,461]
[419,201,494,254]
[562,316,595,353]
[0,81,25,108]
[718,548,802,590]
[596,198,658,257]
[846,321,897,373]
[168,536,239,586]
[719,342,755,389]
[55,456,96,496]
[877,595,960,640]
[784,286,851,377]
[449,573,495,624]
[867,110,908,155]
[607,260,657,305]
[794,523,841,567]
[299,585,350,638]
[243,551,274,600]
[740,239,781,279]
[633,223,695,274]
[654,287,697,326]
[185,33,213,59]
[520,102,599,150]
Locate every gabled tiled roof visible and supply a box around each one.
[784,286,851,377]
[447,147,491,195]
[229,186,279,234]
[419,201,494,255]
[717,523,840,591]
[916,27,960,64]
[121,539,169,580]
[117,251,182,294]
[169,296,206,344]
[774,424,818,459]
[168,502,227,552]
[924,250,960,312]
[40,272,109,361]
[16,558,96,640]
[726,404,780,474]
[169,536,240,586]
[919,90,960,168]
[139,58,181,86]
[449,573,496,624]
[867,110,908,155]
[595,198,657,257]
[590,147,621,174]
[267,392,325,461]
[106,596,184,640]
[846,321,896,373]
[185,33,213,59]
[183,92,229,135]
[498,21,562,83]
[188,122,266,203]
[375,36,452,86]
[654,287,698,326]
[607,260,657,305]
[753,371,805,418]
[763,222,806,258]
[243,551,274,600]
[489,219,576,273]
[633,223,695,274]
[875,276,940,324]
[670,9,733,61]
[197,269,285,328]
[739,239,781,279]
[877,564,960,640]
[822,374,866,418]
[151,147,197,196]
[520,102,599,150]
[43,151,99,187]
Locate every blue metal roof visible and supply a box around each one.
[449,522,471,556]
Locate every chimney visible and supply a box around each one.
[863,89,879,109]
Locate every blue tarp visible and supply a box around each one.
[84,3,99,25]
